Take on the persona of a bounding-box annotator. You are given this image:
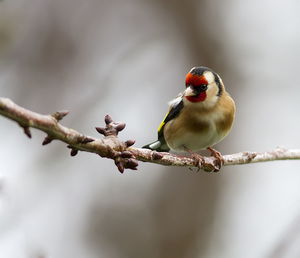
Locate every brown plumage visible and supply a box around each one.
[143,66,235,159]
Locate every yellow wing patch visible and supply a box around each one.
[157,97,184,136]
[157,111,170,134]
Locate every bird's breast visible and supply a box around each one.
[164,105,234,152]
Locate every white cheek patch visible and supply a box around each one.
[208,82,218,95]
[203,82,219,108]
[203,71,215,84]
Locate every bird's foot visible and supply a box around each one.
[183,146,204,171]
[207,147,224,172]
[191,153,205,170]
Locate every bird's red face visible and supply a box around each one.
[185,72,208,103]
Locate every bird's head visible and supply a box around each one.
[184,66,224,108]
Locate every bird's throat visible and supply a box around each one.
[186,92,207,102]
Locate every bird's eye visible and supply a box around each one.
[200,84,208,91]
[190,84,207,92]
[195,84,207,92]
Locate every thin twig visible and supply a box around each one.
[0,97,299,173]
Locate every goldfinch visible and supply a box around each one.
[143,66,235,166]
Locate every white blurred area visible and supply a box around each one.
[0,0,300,257]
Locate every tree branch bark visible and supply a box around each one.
[0,97,299,173]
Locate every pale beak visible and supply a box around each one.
[184,86,195,97]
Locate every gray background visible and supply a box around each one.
[0,0,300,257]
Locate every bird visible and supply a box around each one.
[143,66,235,169]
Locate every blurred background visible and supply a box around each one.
[0,0,300,257]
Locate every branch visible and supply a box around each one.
[0,97,299,173]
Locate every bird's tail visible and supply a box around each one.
[142,139,170,152]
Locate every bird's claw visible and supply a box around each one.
[190,153,205,172]
[207,147,224,172]
[183,146,204,171]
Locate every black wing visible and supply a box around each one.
[157,98,184,138]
